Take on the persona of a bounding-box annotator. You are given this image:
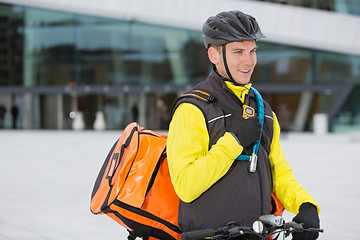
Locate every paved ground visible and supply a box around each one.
[1,130,359,239]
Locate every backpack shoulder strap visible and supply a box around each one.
[170,89,243,117]
[178,90,215,103]
[170,89,215,116]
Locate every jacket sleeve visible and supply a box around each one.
[167,103,243,203]
[270,112,320,214]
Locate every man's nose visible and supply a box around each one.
[243,53,255,66]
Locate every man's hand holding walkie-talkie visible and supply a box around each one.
[229,106,261,148]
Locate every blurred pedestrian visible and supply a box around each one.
[0,103,6,128]
[278,103,292,137]
[156,98,170,130]
[131,104,139,122]
[11,103,19,129]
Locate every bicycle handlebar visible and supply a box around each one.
[181,215,324,240]
[181,224,258,240]
[181,227,218,240]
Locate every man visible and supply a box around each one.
[167,10,320,240]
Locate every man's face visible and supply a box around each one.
[210,40,257,85]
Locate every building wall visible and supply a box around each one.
[0,1,359,131]
[2,0,360,55]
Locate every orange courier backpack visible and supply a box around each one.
[90,122,181,240]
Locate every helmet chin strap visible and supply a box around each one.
[222,45,235,83]
[222,45,246,87]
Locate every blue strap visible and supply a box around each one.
[236,155,250,161]
[235,86,264,161]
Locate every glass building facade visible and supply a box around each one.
[0,2,359,132]
[258,0,360,16]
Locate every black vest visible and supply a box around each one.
[171,70,275,232]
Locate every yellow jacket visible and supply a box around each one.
[167,82,319,214]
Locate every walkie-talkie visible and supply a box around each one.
[242,94,257,173]
[242,95,255,119]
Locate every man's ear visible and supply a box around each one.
[208,46,220,65]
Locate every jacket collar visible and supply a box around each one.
[208,69,253,101]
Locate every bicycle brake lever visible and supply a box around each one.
[284,222,303,237]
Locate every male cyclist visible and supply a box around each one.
[167,10,320,240]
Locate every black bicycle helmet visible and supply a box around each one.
[202,10,265,48]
